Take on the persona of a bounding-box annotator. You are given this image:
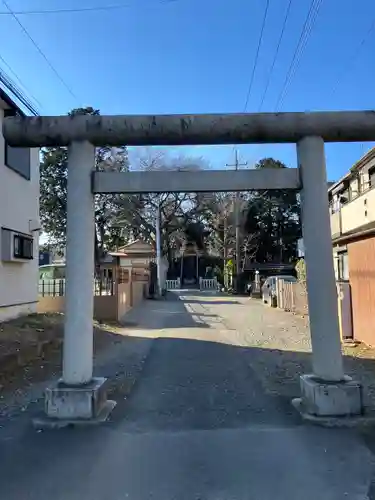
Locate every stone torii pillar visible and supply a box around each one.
[294,136,362,420]
[40,141,116,427]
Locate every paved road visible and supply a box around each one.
[0,291,373,499]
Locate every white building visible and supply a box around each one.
[0,89,40,321]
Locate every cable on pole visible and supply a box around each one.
[243,0,270,112]
[274,0,322,111]
[0,53,41,111]
[0,0,182,16]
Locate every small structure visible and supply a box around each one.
[99,239,154,279]
[179,241,202,287]
[99,239,168,297]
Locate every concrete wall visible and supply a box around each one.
[117,282,131,319]
[94,295,118,321]
[37,295,119,322]
[37,279,145,322]
[330,186,375,238]
[132,281,146,307]
[0,107,40,322]
[330,211,341,238]
[37,296,64,314]
[341,187,375,234]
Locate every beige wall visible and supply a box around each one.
[330,211,341,238]
[38,295,120,322]
[132,281,145,307]
[117,282,131,319]
[330,186,375,237]
[38,268,149,322]
[341,187,375,234]
[0,108,40,321]
[37,296,64,314]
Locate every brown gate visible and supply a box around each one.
[348,237,375,345]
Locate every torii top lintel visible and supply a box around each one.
[3,110,375,147]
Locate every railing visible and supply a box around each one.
[199,277,218,290]
[39,279,65,297]
[38,278,115,297]
[165,278,180,290]
[329,183,375,238]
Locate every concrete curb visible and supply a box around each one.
[292,398,375,428]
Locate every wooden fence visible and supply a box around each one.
[276,280,308,316]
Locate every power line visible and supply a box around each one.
[258,0,293,112]
[230,0,270,161]
[2,0,79,102]
[0,0,180,16]
[279,0,322,110]
[0,53,41,110]
[329,16,375,155]
[330,17,375,97]
[274,0,322,111]
[0,69,39,115]
[243,0,270,111]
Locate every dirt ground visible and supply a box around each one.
[2,306,375,416]
[0,313,124,402]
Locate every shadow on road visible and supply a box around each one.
[1,331,375,499]
[0,292,375,499]
[178,298,241,305]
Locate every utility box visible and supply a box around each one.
[337,281,353,341]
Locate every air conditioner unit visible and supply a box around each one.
[1,228,34,263]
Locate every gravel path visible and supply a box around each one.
[0,291,374,499]
[207,293,375,411]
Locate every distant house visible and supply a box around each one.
[0,88,40,321]
[99,239,157,279]
[328,147,375,345]
[99,238,167,290]
[39,250,51,266]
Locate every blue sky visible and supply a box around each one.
[1,0,375,180]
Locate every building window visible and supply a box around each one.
[13,234,33,260]
[337,252,349,281]
[4,141,31,180]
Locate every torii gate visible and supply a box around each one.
[5,110,374,426]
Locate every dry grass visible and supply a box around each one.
[0,313,126,398]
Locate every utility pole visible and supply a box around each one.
[223,208,228,289]
[155,200,163,297]
[226,149,247,291]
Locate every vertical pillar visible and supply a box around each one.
[63,141,96,385]
[39,141,116,428]
[196,252,199,283]
[155,203,162,296]
[297,136,343,381]
[294,136,362,419]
